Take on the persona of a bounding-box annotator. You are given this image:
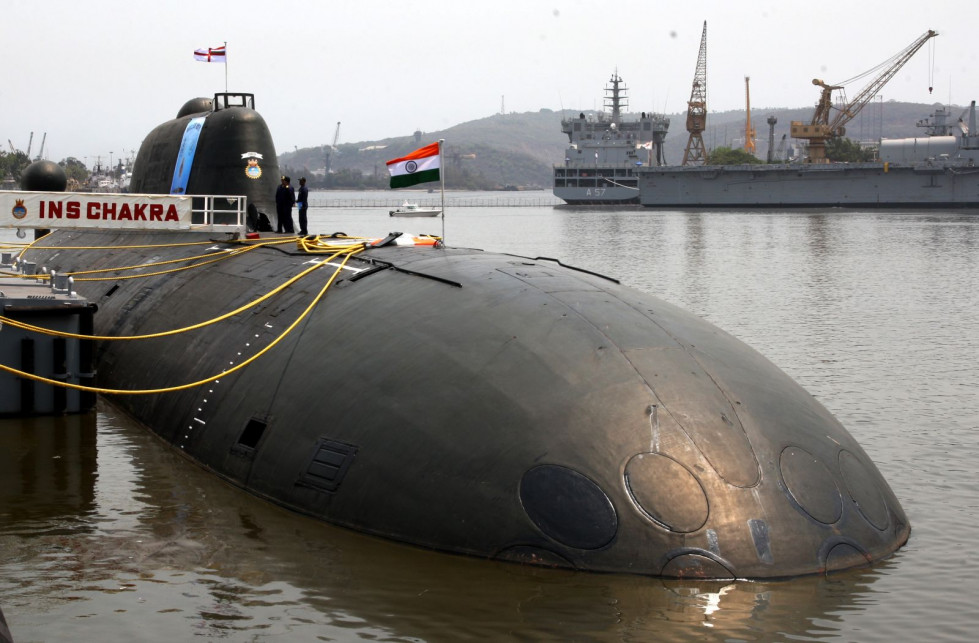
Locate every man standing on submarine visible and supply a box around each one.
[296,176,309,236]
[275,175,296,234]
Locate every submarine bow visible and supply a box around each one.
[29,233,909,579]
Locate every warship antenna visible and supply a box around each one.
[682,21,708,166]
[605,70,627,124]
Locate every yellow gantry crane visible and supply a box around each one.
[744,76,756,155]
[682,21,708,166]
[791,29,938,163]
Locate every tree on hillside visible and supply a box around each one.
[707,146,764,165]
[826,137,876,162]
[60,157,89,183]
[1,150,31,181]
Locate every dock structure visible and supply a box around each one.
[0,252,96,416]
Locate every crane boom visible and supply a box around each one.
[682,21,708,166]
[830,30,937,132]
[774,134,787,162]
[325,121,341,174]
[791,29,937,163]
[744,76,756,155]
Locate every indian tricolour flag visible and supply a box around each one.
[386,142,441,188]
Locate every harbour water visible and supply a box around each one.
[2,192,977,641]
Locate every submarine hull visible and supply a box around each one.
[19,94,908,578]
[29,229,909,579]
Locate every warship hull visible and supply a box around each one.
[552,166,641,205]
[638,162,979,208]
[640,103,979,209]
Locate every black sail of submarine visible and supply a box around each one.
[26,94,910,579]
[130,93,280,230]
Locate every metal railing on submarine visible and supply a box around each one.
[189,195,248,233]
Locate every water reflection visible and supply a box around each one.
[0,412,98,534]
[0,401,893,641]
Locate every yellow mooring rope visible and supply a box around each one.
[0,247,352,341]
[15,235,301,282]
[0,246,363,395]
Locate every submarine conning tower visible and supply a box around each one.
[130,93,280,231]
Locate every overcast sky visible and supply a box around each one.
[3,0,975,167]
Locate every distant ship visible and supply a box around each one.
[637,102,979,209]
[553,73,669,205]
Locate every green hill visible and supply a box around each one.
[281,100,969,189]
[282,109,570,190]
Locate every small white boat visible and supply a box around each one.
[389,201,441,217]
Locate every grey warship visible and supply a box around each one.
[638,101,979,208]
[11,93,911,579]
[637,27,979,209]
[553,73,669,205]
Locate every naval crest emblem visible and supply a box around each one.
[12,199,27,219]
[242,151,263,180]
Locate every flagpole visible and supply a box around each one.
[439,138,445,243]
[224,41,228,92]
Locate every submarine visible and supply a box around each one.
[15,93,909,579]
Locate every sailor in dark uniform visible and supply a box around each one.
[275,176,296,233]
[296,177,309,236]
